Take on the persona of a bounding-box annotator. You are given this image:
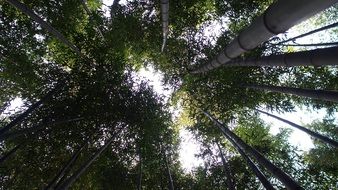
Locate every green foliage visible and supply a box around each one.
[1,0,337,189]
[305,118,338,177]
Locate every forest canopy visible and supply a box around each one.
[0,0,337,189]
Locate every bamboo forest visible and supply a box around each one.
[1,0,338,189]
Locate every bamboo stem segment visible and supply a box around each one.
[225,46,338,67]
[202,110,304,190]
[192,0,338,73]
[246,84,338,102]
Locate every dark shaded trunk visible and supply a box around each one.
[224,46,338,67]
[137,145,142,190]
[44,143,86,190]
[245,84,338,102]
[0,83,65,136]
[276,21,338,44]
[203,110,304,190]
[163,150,174,190]
[5,0,84,58]
[56,129,120,190]
[158,150,166,190]
[215,142,236,190]
[217,133,276,190]
[0,143,22,164]
[0,101,10,115]
[1,117,84,141]
[192,0,337,73]
[279,42,338,47]
[161,0,169,52]
[256,109,338,147]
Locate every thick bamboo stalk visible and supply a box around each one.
[217,135,276,190]
[45,143,86,190]
[215,142,236,190]
[137,145,142,190]
[163,150,174,190]
[276,22,338,44]
[0,83,65,136]
[0,143,22,164]
[203,111,304,190]
[256,109,338,147]
[224,46,338,67]
[0,117,84,141]
[192,0,338,73]
[0,101,10,116]
[5,0,85,58]
[278,42,338,47]
[245,84,338,102]
[56,130,120,190]
[161,0,169,52]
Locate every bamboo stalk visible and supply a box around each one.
[192,0,338,73]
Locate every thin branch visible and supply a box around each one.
[276,22,338,44]
[276,42,338,47]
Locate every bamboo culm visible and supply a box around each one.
[162,145,174,190]
[161,0,169,52]
[0,143,22,164]
[137,145,142,190]
[215,142,236,190]
[0,83,65,137]
[256,109,338,147]
[202,110,304,190]
[44,143,86,190]
[192,0,337,73]
[275,21,338,44]
[0,117,84,141]
[224,46,338,67]
[5,0,84,58]
[245,84,338,102]
[56,129,121,190]
[219,133,276,190]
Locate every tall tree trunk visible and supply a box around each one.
[215,141,236,190]
[137,145,142,190]
[0,117,84,141]
[202,110,304,190]
[256,109,338,147]
[0,101,10,116]
[56,129,120,190]
[218,137,276,190]
[163,150,175,190]
[157,148,166,190]
[192,0,337,73]
[161,0,169,52]
[0,143,22,164]
[5,0,85,59]
[44,143,86,190]
[223,46,338,67]
[278,42,338,47]
[276,21,338,44]
[245,84,338,102]
[0,83,65,137]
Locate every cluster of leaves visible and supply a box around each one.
[0,0,182,189]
